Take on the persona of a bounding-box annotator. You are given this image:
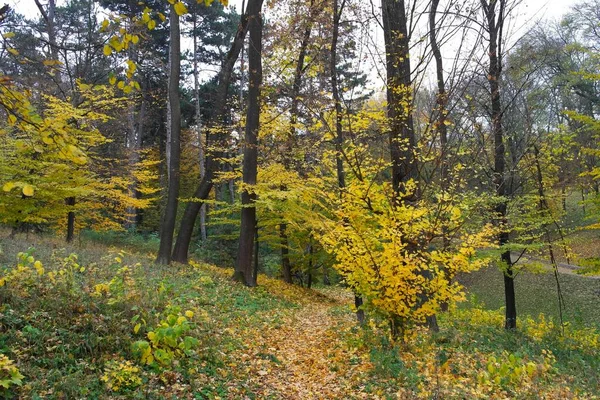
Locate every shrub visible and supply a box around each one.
[0,354,24,393]
[132,307,199,367]
[101,360,142,392]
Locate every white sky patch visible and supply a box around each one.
[6,0,581,91]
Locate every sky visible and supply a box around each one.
[5,0,582,89]
[7,0,579,24]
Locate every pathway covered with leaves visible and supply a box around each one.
[241,290,371,399]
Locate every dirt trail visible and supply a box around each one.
[511,253,600,280]
[244,296,368,399]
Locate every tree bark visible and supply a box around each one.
[172,6,255,263]
[192,8,208,242]
[481,0,516,329]
[331,0,346,190]
[66,197,75,242]
[156,4,181,265]
[279,0,316,284]
[331,0,364,324]
[429,0,449,192]
[383,0,438,332]
[429,0,451,312]
[382,0,418,200]
[233,0,262,286]
[280,223,292,283]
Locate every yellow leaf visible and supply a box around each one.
[132,35,139,44]
[174,1,187,15]
[3,182,15,192]
[134,323,141,333]
[2,32,15,39]
[103,45,112,56]
[7,47,18,56]
[109,76,117,85]
[7,114,17,125]
[22,184,34,197]
[117,81,125,89]
[185,310,194,318]
[147,19,156,30]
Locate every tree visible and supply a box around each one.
[156,2,182,264]
[381,0,439,332]
[172,3,252,263]
[233,0,263,286]
[480,0,517,330]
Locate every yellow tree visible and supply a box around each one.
[0,81,155,237]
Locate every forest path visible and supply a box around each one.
[243,290,368,399]
[511,253,600,279]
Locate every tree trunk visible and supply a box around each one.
[280,223,292,283]
[330,0,364,324]
[382,0,418,200]
[233,0,262,286]
[331,0,346,190]
[429,0,448,192]
[253,227,259,282]
[66,197,75,242]
[192,8,208,242]
[125,78,145,230]
[383,0,438,332]
[172,6,255,263]
[429,0,451,312]
[307,237,314,289]
[279,0,316,284]
[156,4,181,265]
[481,0,516,330]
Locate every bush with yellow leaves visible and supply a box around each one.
[101,360,142,392]
[0,354,24,393]
[317,155,497,338]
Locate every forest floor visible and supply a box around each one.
[1,232,599,399]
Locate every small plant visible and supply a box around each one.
[479,350,556,389]
[101,360,142,392]
[0,354,24,392]
[576,257,600,276]
[0,248,43,292]
[132,307,199,367]
[92,254,139,304]
[197,275,214,287]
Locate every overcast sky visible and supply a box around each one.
[5,0,582,89]
[7,0,580,24]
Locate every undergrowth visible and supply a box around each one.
[0,233,599,399]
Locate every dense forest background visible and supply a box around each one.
[0,0,599,398]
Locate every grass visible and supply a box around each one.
[0,230,599,399]
[0,232,306,398]
[459,266,600,328]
